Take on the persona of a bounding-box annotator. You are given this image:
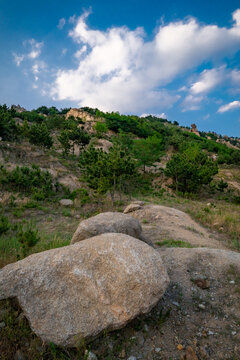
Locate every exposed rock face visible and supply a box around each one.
[123,203,143,214]
[11,104,27,113]
[71,212,153,246]
[94,139,113,152]
[0,233,170,347]
[130,204,226,249]
[65,108,106,134]
[65,108,96,122]
[190,123,200,137]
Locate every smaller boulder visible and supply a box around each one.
[123,203,142,214]
[59,199,73,206]
[71,212,153,247]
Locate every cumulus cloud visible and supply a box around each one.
[47,9,240,112]
[218,100,240,113]
[190,66,226,94]
[57,18,66,30]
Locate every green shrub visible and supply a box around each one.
[28,122,53,148]
[16,221,40,258]
[93,121,108,138]
[165,145,218,193]
[0,104,20,141]
[0,164,55,197]
[216,179,228,192]
[0,215,11,235]
[67,188,90,204]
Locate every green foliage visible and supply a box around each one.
[35,106,59,115]
[28,122,53,148]
[17,110,46,123]
[0,104,20,141]
[45,114,65,130]
[0,164,56,197]
[58,118,90,155]
[16,221,40,258]
[132,135,164,171]
[216,179,228,192]
[93,121,108,138]
[58,130,71,156]
[98,110,153,138]
[165,146,218,193]
[156,239,193,248]
[0,215,11,235]
[79,145,136,203]
[68,188,90,204]
[111,130,134,153]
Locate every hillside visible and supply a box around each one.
[0,104,240,359]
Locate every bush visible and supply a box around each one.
[28,122,53,148]
[165,146,218,193]
[0,164,55,198]
[93,121,108,138]
[0,215,11,235]
[0,104,20,141]
[16,221,40,258]
[216,179,228,192]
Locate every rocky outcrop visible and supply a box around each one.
[130,204,226,249]
[71,212,153,247]
[11,104,26,113]
[123,203,143,214]
[191,123,200,137]
[0,233,169,347]
[94,139,113,152]
[65,108,96,122]
[65,108,106,134]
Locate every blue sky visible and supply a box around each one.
[1,1,240,136]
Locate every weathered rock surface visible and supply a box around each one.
[123,203,142,214]
[130,204,226,249]
[71,212,153,247]
[0,233,169,347]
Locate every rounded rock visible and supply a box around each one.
[0,233,169,347]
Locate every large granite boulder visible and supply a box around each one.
[0,233,169,347]
[71,212,153,246]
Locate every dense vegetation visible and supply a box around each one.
[1,103,240,200]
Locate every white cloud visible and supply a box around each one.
[31,61,46,81]
[13,53,24,67]
[182,94,204,111]
[47,9,240,112]
[27,39,44,59]
[74,45,87,59]
[69,15,76,24]
[13,39,44,66]
[203,113,210,120]
[61,48,68,56]
[230,69,240,84]
[190,66,226,94]
[217,100,240,113]
[57,18,66,30]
